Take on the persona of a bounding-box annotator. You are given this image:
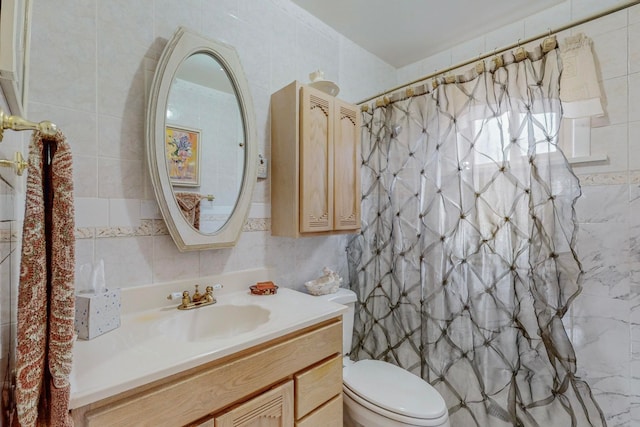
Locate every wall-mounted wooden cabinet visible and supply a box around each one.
[271,81,361,237]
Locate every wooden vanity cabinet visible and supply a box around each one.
[214,380,294,427]
[70,318,343,427]
[271,81,361,237]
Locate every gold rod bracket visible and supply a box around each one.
[0,109,58,142]
[0,151,28,176]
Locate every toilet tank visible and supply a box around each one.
[314,288,357,356]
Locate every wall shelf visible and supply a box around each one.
[567,154,608,166]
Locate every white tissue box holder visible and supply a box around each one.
[74,288,121,340]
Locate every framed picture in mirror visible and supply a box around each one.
[166,125,201,186]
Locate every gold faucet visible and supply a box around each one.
[168,284,217,310]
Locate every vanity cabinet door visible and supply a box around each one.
[215,380,294,427]
[333,99,361,231]
[300,85,334,233]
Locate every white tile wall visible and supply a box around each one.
[23,0,395,299]
[75,198,109,227]
[524,3,572,37]
[2,0,636,424]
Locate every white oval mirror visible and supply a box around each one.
[147,27,257,251]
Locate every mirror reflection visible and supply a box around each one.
[166,53,245,234]
[147,27,257,250]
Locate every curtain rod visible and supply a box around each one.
[357,0,640,106]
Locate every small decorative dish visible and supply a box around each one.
[304,267,343,296]
[250,281,278,295]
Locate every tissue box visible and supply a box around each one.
[74,288,121,340]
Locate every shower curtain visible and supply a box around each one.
[347,46,605,426]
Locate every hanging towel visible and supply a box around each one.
[14,130,75,427]
[175,192,202,230]
[559,33,604,118]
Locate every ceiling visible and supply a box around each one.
[291,0,564,68]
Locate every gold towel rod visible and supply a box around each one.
[0,151,27,176]
[358,0,640,106]
[0,108,58,142]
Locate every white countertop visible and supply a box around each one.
[70,274,346,409]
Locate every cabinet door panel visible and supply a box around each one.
[300,86,334,233]
[215,381,294,427]
[333,100,361,231]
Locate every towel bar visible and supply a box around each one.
[0,108,57,142]
[0,151,27,176]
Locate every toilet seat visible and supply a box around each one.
[343,359,447,424]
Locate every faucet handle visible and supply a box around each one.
[204,285,217,303]
[181,290,191,307]
[167,292,182,300]
[192,284,202,301]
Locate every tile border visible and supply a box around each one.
[576,172,629,186]
[46,171,640,240]
[75,218,270,240]
[0,229,17,242]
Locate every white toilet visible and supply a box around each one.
[316,288,450,427]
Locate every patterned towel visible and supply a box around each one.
[15,130,75,427]
[175,192,202,230]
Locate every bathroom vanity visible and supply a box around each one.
[69,271,346,427]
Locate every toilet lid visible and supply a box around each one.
[343,360,447,420]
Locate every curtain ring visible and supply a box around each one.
[444,72,456,84]
[515,40,527,62]
[475,54,485,74]
[542,29,557,53]
[492,47,504,69]
[432,69,440,89]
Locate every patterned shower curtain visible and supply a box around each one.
[347,46,606,426]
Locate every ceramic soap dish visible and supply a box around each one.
[250,281,278,295]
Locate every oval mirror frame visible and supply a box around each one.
[147,27,257,251]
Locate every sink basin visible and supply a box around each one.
[159,304,270,342]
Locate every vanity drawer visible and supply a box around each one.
[294,354,342,419]
[295,394,342,427]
